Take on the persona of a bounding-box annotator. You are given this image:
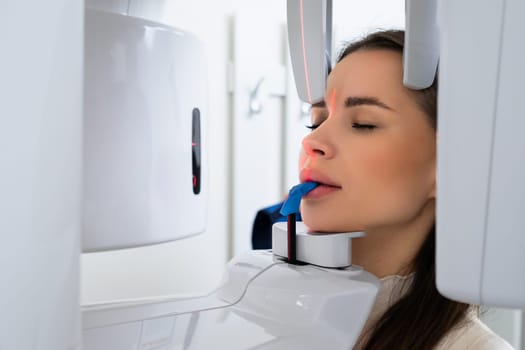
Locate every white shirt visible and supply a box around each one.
[354,275,514,349]
[436,314,514,350]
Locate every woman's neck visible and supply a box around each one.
[351,199,435,278]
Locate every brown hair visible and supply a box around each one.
[337,30,471,350]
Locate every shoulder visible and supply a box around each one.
[436,315,515,350]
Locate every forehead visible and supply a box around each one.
[326,49,407,102]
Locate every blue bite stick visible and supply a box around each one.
[280,181,319,216]
[279,181,319,263]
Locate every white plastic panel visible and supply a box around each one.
[436,0,504,304]
[482,0,525,308]
[287,0,331,103]
[403,0,439,89]
[0,0,82,349]
[272,222,364,268]
[82,251,379,350]
[83,322,142,350]
[437,0,525,309]
[83,9,208,252]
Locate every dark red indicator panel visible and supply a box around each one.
[192,108,201,194]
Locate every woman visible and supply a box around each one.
[299,30,513,349]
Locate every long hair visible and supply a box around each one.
[337,30,471,350]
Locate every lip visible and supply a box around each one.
[299,168,340,187]
[302,184,341,199]
[299,168,342,200]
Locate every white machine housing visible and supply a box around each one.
[272,222,364,268]
[83,4,208,252]
[436,0,525,308]
[83,250,379,350]
[287,0,332,104]
[287,0,525,309]
[1,0,83,349]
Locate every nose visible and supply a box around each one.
[301,127,335,159]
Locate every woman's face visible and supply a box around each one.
[299,49,436,233]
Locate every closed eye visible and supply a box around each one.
[305,123,321,130]
[352,123,376,131]
[307,122,376,131]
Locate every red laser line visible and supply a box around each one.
[329,88,337,118]
[299,0,313,103]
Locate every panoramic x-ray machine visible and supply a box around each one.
[2,0,525,349]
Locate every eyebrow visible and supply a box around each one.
[345,96,394,111]
[310,96,394,111]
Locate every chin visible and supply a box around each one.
[302,216,358,234]
[301,218,324,233]
[303,218,349,233]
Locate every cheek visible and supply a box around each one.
[352,134,434,187]
[344,139,434,223]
